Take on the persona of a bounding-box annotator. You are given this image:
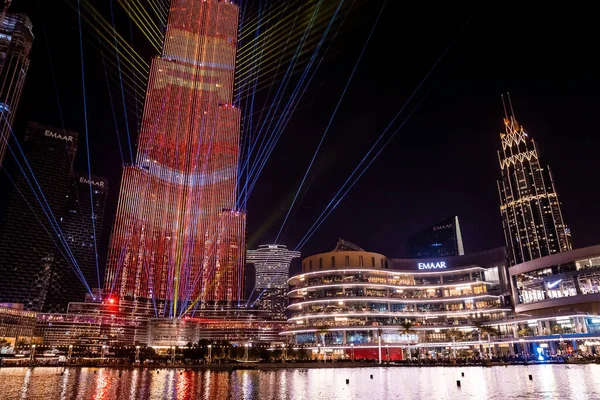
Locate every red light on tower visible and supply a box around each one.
[108,298,115,304]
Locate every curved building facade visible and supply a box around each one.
[283,243,512,360]
[510,245,600,316]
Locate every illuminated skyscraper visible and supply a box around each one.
[246,245,300,319]
[408,216,465,259]
[0,122,78,311]
[0,4,33,167]
[497,96,572,266]
[45,173,108,312]
[104,0,245,317]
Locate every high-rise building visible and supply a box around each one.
[104,0,245,317]
[0,122,78,311]
[497,96,572,266]
[44,173,109,312]
[408,216,465,259]
[246,245,300,319]
[0,5,33,167]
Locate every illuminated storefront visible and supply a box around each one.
[510,245,600,315]
[282,242,512,360]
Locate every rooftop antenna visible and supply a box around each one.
[506,91,517,120]
[501,94,509,120]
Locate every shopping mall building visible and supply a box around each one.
[282,243,600,361]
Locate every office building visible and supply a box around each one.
[408,216,465,258]
[246,244,300,319]
[44,173,109,312]
[104,0,245,316]
[0,123,77,311]
[497,96,572,266]
[0,6,33,167]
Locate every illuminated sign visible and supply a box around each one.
[79,176,105,188]
[418,261,447,270]
[44,130,73,142]
[433,224,452,231]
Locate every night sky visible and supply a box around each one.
[6,2,600,278]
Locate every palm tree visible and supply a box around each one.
[317,327,328,362]
[399,321,414,360]
[518,328,533,337]
[473,322,501,358]
[0,338,9,348]
[446,329,464,359]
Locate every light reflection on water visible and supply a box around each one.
[2,364,600,400]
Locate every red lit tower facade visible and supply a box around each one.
[104,0,245,317]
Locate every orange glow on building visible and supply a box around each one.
[104,0,245,317]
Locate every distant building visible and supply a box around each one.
[246,244,300,319]
[407,216,465,259]
[497,96,572,266]
[0,122,78,311]
[44,172,109,312]
[0,303,38,345]
[0,6,33,167]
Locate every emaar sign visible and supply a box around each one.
[418,261,447,270]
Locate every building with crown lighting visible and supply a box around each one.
[104,0,245,317]
[246,244,300,319]
[497,99,572,267]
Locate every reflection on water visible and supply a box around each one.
[2,364,600,400]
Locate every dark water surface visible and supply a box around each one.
[1,364,599,399]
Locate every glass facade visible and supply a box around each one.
[0,123,78,311]
[514,254,600,306]
[408,216,465,258]
[285,247,511,355]
[43,174,109,312]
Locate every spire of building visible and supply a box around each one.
[497,94,572,266]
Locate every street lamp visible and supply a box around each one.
[207,345,212,364]
[244,343,252,361]
[281,344,286,363]
[170,346,175,364]
[67,345,73,364]
[350,343,355,362]
[135,346,140,363]
[101,345,107,360]
[29,344,36,366]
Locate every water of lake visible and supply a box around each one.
[2,364,600,399]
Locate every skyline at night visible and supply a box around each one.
[2,3,600,395]
[1,1,598,281]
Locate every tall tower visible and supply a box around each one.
[246,244,300,319]
[497,95,572,266]
[408,216,465,259]
[45,173,109,312]
[0,122,78,311]
[0,4,33,167]
[104,0,245,317]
